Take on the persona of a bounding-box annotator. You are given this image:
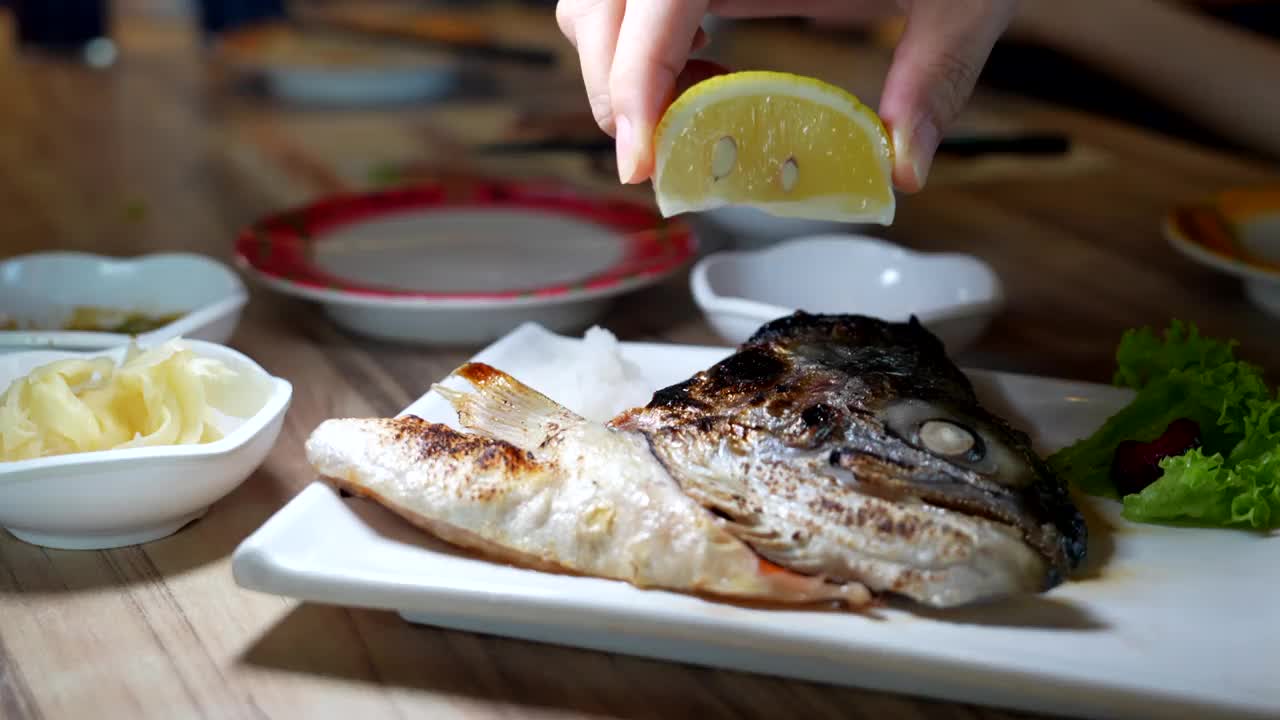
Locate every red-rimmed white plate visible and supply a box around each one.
[234,180,697,345]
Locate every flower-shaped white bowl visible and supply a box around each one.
[691,234,1004,351]
[0,340,292,550]
[0,251,248,354]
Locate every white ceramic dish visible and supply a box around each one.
[1164,189,1280,317]
[691,234,1003,351]
[235,181,696,346]
[0,251,248,354]
[233,322,1278,720]
[0,340,292,550]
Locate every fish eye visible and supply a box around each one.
[881,399,1033,488]
[918,419,982,461]
[884,401,984,463]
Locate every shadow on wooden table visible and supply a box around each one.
[239,602,1070,720]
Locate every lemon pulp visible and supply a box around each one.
[653,71,895,225]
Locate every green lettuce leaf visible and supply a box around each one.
[1112,319,1242,390]
[1122,440,1280,529]
[1047,355,1268,498]
[1048,320,1280,529]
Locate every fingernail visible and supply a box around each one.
[907,117,940,190]
[615,114,638,183]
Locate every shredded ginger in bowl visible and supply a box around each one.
[0,339,267,462]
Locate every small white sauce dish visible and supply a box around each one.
[0,340,292,550]
[691,234,1004,352]
[696,205,870,250]
[0,251,249,354]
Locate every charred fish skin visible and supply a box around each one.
[613,312,1087,606]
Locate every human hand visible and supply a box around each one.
[556,0,1020,192]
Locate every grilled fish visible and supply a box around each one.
[305,313,1087,609]
[306,363,872,607]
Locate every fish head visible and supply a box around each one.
[618,312,1088,588]
[766,318,1088,584]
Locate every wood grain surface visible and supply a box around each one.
[1,3,1277,720]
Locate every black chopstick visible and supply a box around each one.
[937,133,1071,157]
[476,138,613,155]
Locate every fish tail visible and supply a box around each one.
[434,363,581,449]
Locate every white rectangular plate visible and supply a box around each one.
[232,323,1279,720]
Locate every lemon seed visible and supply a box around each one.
[780,157,799,192]
[712,136,737,181]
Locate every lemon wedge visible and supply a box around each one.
[652,71,895,225]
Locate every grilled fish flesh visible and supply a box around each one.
[305,312,1087,609]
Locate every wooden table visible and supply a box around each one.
[1,4,1276,720]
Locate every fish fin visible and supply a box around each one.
[652,424,837,574]
[674,470,787,545]
[668,475,870,605]
[434,362,583,450]
[685,479,838,577]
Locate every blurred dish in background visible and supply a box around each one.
[234,179,696,346]
[295,3,557,66]
[213,22,461,106]
[1166,185,1280,317]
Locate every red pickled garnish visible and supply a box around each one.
[1110,418,1201,496]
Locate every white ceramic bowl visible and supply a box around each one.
[0,340,292,550]
[0,251,248,353]
[691,234,1004,351]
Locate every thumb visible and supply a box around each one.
[878,1,1016,192]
